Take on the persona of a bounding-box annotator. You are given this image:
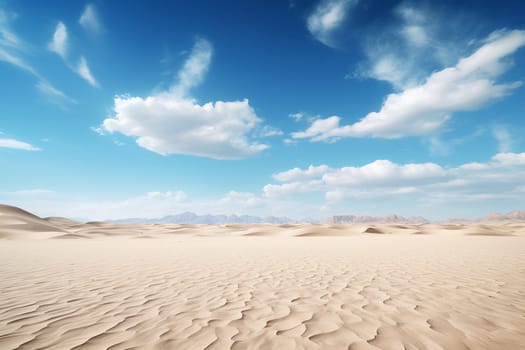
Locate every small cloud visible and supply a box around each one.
[0,138,40,151]
[492,124,512,153]
[307,0,357,47]
[48,21,68,58]
[76,56,99,87]
[147,191,187,202]
[90,126,105,135]
[288,112,304,121]
[258,125,283,137]
[0,189,53,196]
[36,80,76,105]
[79,4,101,34]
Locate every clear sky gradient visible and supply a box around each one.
[1,0,524,220]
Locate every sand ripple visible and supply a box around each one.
[1,235,524,350]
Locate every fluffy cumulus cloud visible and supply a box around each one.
[293,30,525,141]
[79,4,101,34]
[263,153,525,208]
[101,38,270,159]
[0,138,40,151]
[307,0,357,47]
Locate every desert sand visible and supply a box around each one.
[1,204,524,349]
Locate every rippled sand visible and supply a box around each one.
[1,205,525,349]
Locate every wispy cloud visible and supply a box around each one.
[79,4,101,34]
[48,21,67,58]
[292,29,525,141]
[492,124,513,153]
[100,38,270,159]
[0,189,53,196]
[0,47,37,75]
[307,0,357,47]
[76,56,98,87]
[0,8,36,75]
[0,9,23,49]
[358,4,458,90]
[0,138,40,151]
[0,8,74,105]
[47,20,99,87]
[171,38,212,97]
[36,80,77,105]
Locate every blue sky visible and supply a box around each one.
[1,0,524,220]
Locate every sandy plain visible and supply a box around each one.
[1,204,524,349]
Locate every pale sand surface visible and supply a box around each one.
[1,206,525,349]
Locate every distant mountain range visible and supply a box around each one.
[107,210,525,225]
[109,212,310,224]
[447,211,525,224]
[326,214,429,224]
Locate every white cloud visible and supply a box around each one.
[48,21,68,58]
[171,38,212,97]
[307,0,357,47]
[101,38,270,159]
[258,125,284,137]
[359,4,461,90]
[36,80,77,105]
[79,4,101,34]
[398,6,428,48]
[490,152,525,166]
[103,96,266,159]
[263,180,323,198]
[218,191,261,207]
[322,160,446,186]
[289,112,304,121]
[291,116,341,141]
[260,152,525,219]
[0,189,53,196]
[7,153,525,220]
[147,191,187,202]
[492,124,513,153]
[0,138,40,151]
[293,30,525,141]
[0,9,23,49]
[0,47,36,74]
[46,19,99,88]
[0,10,37,75]
[6,190,311,221]
[76,56,99,87]
[0,11,74,104]
[273,165,330,182]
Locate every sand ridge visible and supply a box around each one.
[1,204,523,240]
[1,204,525,349]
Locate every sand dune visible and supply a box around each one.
[1,204,524,349]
